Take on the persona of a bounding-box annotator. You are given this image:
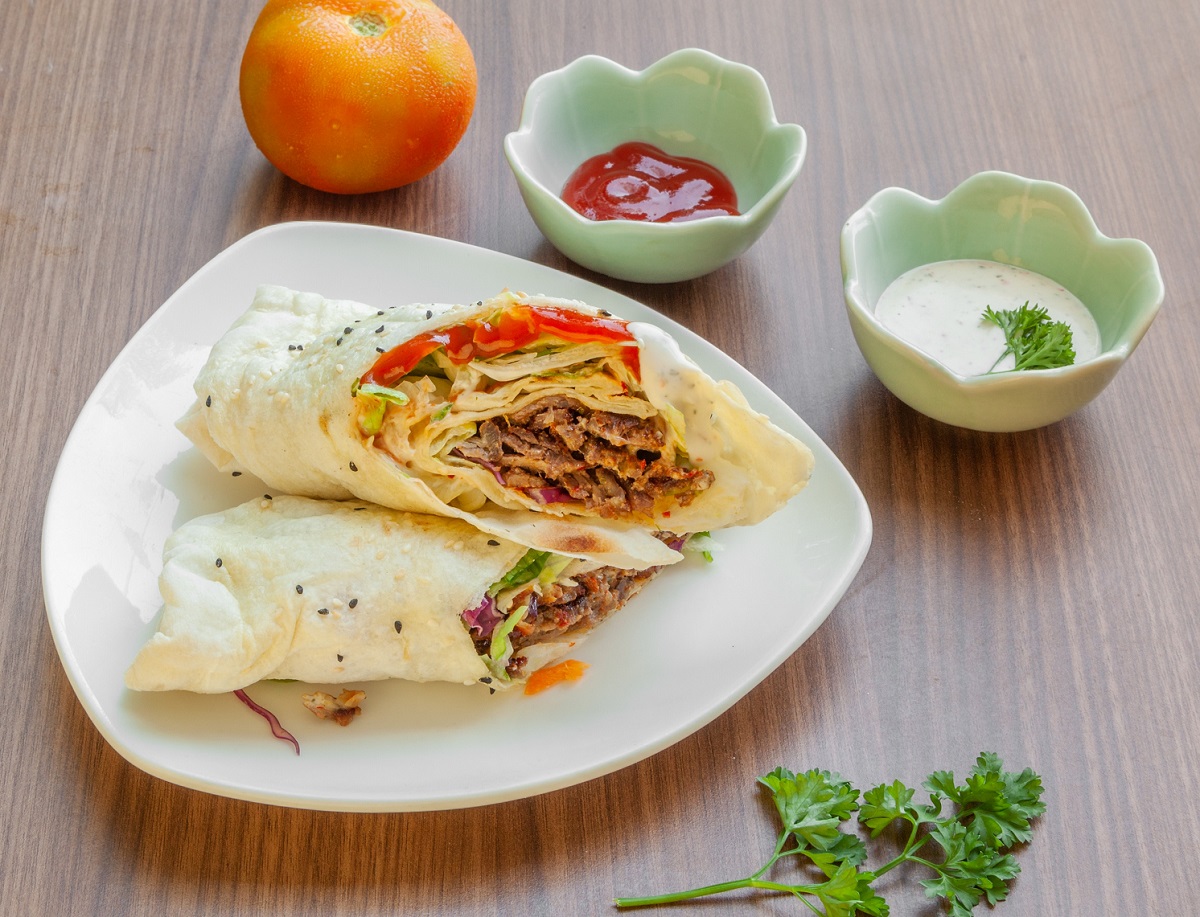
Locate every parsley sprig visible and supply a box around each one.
[982,302,1076,372]
[614,752,1044,916]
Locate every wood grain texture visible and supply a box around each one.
[3,0,1198,914]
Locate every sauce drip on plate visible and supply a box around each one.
[561,141,739,223]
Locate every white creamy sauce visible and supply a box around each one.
[874,260,1101,375]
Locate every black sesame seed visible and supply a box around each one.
[317,607,329,615]
[264,494,272,500]
[375,325,384,333]
[479,676,492,684]
[336,337,343,346]
[487,539,500,546]
[599,310,612,317]
[344,327,353,334]
[295,585,303,594]
[232,471,242,477]
[205,395,212,407]
[475,300,482,306]
[349,461,358,472]
[215,558,222,567]
[425,309,432,319]
[287,344,296,351]
[349,598,359,608]
[377,310,384,316]
[297,344,303,351]
[489,687,496,695]
[337,654,344,662]
[376,347,385,353]
[393,620,402,633]
[353,506,366,511]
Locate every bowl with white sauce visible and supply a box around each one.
[840,171,1164,431]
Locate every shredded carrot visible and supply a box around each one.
[524,659,590,695]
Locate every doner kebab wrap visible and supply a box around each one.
[180,286,814,570]
[124,495,694,693]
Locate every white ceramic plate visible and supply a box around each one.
[42,222,871,812]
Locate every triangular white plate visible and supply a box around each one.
[42,222,871,811]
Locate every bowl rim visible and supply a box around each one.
[840,169,1164,389]
[503,47,808,236]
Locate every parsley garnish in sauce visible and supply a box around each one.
[983,302,1076,372]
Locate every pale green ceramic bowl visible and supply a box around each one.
[504,48,806,283]
[841,171,1164,431]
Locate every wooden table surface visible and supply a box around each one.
[4,0,1198,913]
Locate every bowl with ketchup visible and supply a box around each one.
[504,48,807,283]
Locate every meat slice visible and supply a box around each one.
[451,419,504,465]
[510,563,662,657]
[452,395,713,518]
[301,689,366,726]
[582,411,665,450]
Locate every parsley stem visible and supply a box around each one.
[615,878,825,909]
[749,831,792,879]
[872,817,927,877]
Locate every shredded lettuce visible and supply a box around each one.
[489,549,551,596]
[538,553,574,584]
[357,382,410,404]
[358,399,387,435]
[411,354,447,378]
[472,549,573,673]
[353,381,410,435]
[683,531,718,563]
[489,602,528,662]
[532,363,601,380]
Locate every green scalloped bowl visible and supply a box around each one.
[841,171,1164,431]
[504,49,806,283]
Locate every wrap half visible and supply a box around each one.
[181,285,813,569]
[125,496,671,693]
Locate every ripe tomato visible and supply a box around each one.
[239,0,477,194]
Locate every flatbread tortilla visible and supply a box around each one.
[127,496,671,693]
[125,497,530,692]
[180,286,814,569]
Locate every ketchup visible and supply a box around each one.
[561,141,739,223]
[363,302,639,386]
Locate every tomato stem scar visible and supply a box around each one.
[349,11,386,36]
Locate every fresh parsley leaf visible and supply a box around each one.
[813,863,886,917]
[982,302,1076,372]
[614,753,1043,916]
[927,754,1042,848]
[922,820,1020,914]
[760,767,864,865]
[859,779,925,836]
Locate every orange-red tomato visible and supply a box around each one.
[523,659,590,696]
[239,0,477,194]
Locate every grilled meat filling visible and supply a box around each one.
[482,561,664,678]
[451,395,713,517]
